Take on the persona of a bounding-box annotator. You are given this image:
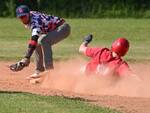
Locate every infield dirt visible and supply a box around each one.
[0,59,150,113]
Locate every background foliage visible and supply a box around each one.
[0,0,150,18]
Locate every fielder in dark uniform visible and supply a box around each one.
[10,5,71,79]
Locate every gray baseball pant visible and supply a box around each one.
[34,23,71,72]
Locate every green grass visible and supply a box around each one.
[0,18,150,61]
[0,91,122,113]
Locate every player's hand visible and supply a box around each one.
[83,34,93,45]
[9,58,30,72]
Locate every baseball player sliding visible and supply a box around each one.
[79,34,139,79]
[9,5,71,79]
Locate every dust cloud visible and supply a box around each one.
[41,58,150,98]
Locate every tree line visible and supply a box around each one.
[0,0,150,18]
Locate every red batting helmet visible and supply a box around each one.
[111,38,129,56]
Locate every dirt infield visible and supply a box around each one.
[0,60,150,113]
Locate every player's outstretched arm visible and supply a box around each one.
[9,34,39,72]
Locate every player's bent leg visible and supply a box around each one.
[42,45,54,70]
[38,35,54,70]
[37,23,70,71]
[34,44,45,72]
[46,23,71,45]
[26,44,46,80]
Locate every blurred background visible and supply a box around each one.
[0,0,150,18]
[0,0,150,61]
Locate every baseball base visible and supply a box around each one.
[29,77,45,84]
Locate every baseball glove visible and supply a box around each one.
[9,58,30,72]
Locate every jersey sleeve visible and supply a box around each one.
[116,62,131,77]
[30,18,42,36]
[32,28,41,36]
[85,47,102,57]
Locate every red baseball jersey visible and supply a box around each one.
[84,47,130,76]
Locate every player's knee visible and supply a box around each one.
[38,34,47,45]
